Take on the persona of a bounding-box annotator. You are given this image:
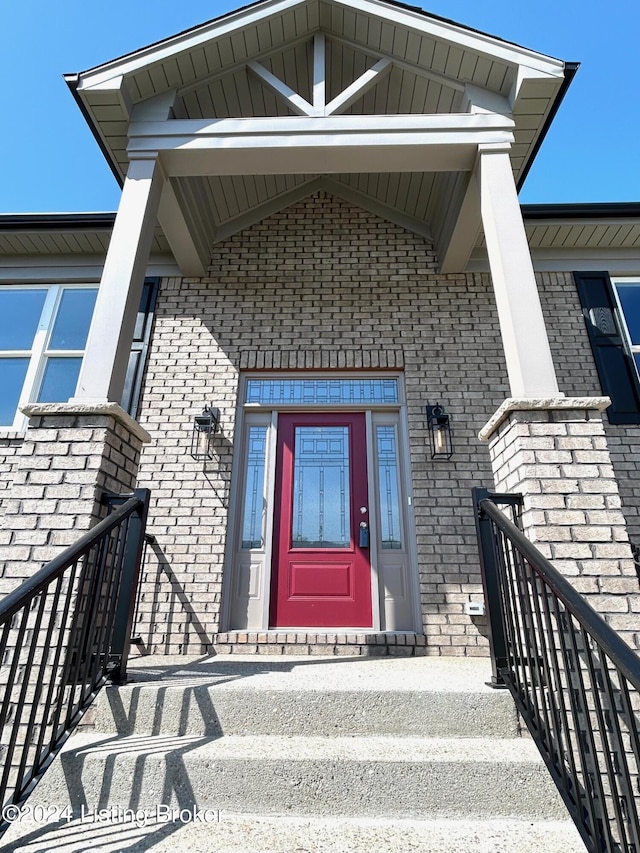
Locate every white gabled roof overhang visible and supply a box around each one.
[65,0,575,276]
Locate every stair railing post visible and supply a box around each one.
[472,487,508,688]
[109,488,150,684]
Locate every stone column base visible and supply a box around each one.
[0,403,150,593]
[480,397,639,650]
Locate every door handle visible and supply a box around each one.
[359,521,370,548]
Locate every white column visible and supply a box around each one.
[478,148,560,397]
[72,157,165,405]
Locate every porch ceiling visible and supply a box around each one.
[66,0,573,273]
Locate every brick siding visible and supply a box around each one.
[134,191,511,655]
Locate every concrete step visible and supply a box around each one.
[91,654,519,738]
[29,732,566,820]
[2,655,587,852]
[1,813,588,853]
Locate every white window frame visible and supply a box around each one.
[611,277,640,383]
[0,284,97,430]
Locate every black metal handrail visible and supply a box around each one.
[473,487,640,853]
[0,489,150,835]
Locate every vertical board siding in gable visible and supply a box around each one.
[365,15,381,50]
[431,41,450,75]
[444,45,464,78]
[176,53,197,87]
[163,58,183,89]
[230,31,249,64]
[458,52,478,82]
[354,11,368,45]
[488,62,511,95]
[224,72,243,117]
[146,66,167,97]
[191,46,211,79]
[471,56,492,88]
[397,69,417,113]
[379,21,395,54]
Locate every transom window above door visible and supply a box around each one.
[244,377,400,406]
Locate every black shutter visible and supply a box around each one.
[120,277,159,419]
[574,271,640,424]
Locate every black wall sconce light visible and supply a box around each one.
[190,404,220,460]
[426,403,453,459]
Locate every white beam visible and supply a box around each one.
[72,158,164,404]
[247,61,316,116]
[313,34,326,112]
[438,171,481,273]
[463,83,512,117]
[130,90,177,122]
[129,92,208,277]
[158,180,208,276]
[478,148,560,397]
[325,58,392,116]
[128,113,515,176]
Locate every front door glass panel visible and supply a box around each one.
[292,426,350,549]
[376,426,402,549]
[241,425,268,549]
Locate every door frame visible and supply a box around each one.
[221,372,420,633]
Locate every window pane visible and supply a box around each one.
[616,283,640,346]
[376,426,402,549]
[0,290,47,350]
[49,288,97,350]
[241,426,267,549]
[0,358,29,425]
[246,378,398,405]
[37,358,82,403]
[292,426,350,548]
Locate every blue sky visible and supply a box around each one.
[1,0,638,212]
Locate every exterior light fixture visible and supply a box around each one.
[190,405,220,460]
[426,404,453,459]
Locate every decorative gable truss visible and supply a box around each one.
[69,0,568,278]
[68,0,570,407]
[247,34,392,116]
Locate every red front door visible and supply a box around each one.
[270,413,372,628]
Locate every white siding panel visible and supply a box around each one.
[444,45,464,79]
[217,36,236,68]
[431,41,450,75]
[191,46,212,79]
[404,31,422,65]
[176,53,197,89]
[379,21,395,55]
[230,30,250,64]
[470,56,492,88]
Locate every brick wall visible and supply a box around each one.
[538,271,640,569]
[0,432,23,524]
[134,191,511,655]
